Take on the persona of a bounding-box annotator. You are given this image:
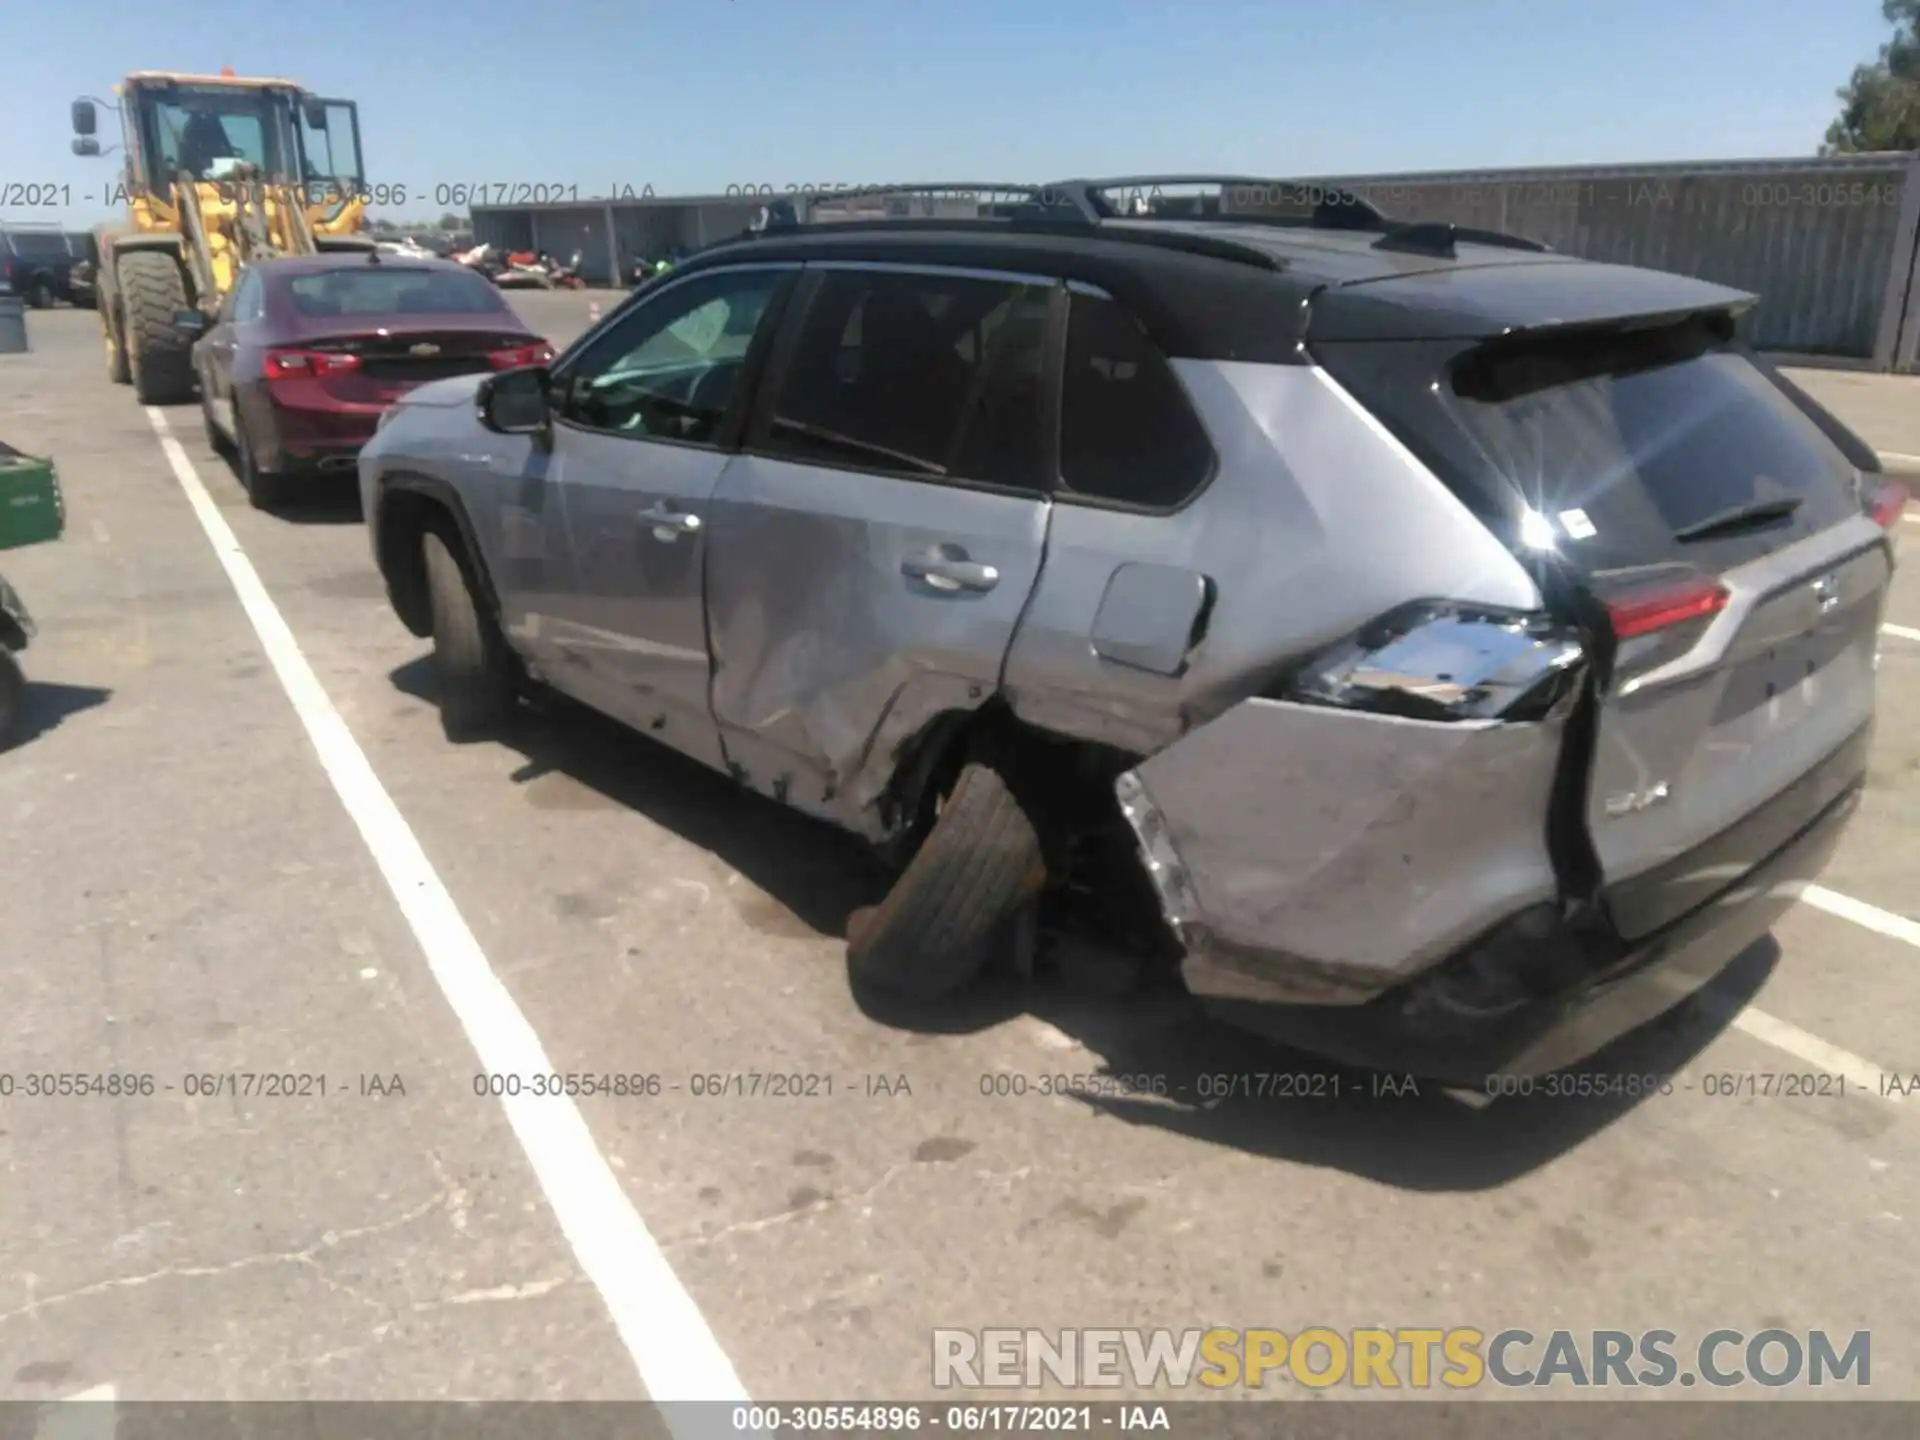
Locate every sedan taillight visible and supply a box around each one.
[488,340,556,370]
[264,348,362,381]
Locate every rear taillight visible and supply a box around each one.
[264,348,362,381]
[1603,576,1730,640]
[1868,478,1908,529]
[488,341,555,370]
[1271,601,1586,722]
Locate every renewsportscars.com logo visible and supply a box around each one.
[932,1327,1872,1391]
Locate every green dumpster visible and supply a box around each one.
[0,442,65,551]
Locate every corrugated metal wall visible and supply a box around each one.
[1261,153,1920,368]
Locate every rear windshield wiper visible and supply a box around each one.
[1672,496,1802,543]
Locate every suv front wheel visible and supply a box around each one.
[847,748,1048,1001]
[422,528,514,742]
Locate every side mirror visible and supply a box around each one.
[173,308,208,336]
[477,367,551,435]
[71,98,97,136]
[72,137,101,158]
[303,100,328,130]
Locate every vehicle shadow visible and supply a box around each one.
[5,679,112,747]
[389,658,888,937]
[390,655,1784,1188]
[270,485,364,526]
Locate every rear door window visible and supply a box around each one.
[1058,290,1215,509]
[1313,321,1862,574]
[755,269,1051,493]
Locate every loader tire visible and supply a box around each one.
[105,302,131,385]
[119,251,196,405]
[423,528,512,742]
[847,752,1048,1001]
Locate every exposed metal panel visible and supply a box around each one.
[1288,154,1920,365]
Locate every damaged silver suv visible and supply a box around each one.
[360,177,1906,1084]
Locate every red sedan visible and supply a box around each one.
[194,254,554,509]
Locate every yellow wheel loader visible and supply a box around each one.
[70,70,377,406]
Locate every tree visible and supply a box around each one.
[1822,0,1920,153]
[439,212,462,230]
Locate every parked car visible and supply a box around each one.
[66,257,97,309]
[0,225,83,308]
[356,177,1905,1084]
[191,253,553,510]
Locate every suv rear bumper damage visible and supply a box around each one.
[1119,718,1870,1086]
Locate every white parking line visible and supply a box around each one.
[1705,1001,1902,1103]
[1878,451,1920,470]
[144,410,749,1416]
[1884,623,1920,642]
[1800,884,1920,950]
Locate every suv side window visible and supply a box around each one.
[756,269,1050,493]
[1058,290,1214,509]
[556,267,783,445]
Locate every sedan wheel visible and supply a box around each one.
[235,416,287,511]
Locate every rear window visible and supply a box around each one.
[284,267,507,319]
[1313,320,1862,574]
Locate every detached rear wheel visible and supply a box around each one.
[847,749,1049,1001]
[118,251,196,405]
[422,528,513,742]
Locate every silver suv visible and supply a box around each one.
[360,178,1906,1084]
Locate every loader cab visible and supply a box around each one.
[70,76,364,203]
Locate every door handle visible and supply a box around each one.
[902,550,999,593]
[639,502,702,541]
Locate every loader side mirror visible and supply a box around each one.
[71,99,97,136]
[303,100,328,130]
[72,137,102,158]
[173,309,208,336]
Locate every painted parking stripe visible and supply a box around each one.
[1699,999,1903,1104]
[1884,623,1920,642]
[1877,451,1920,470]
[1800,884,1920,950]
[144,410,749,1417]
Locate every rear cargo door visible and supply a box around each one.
[1317,315,1893,941]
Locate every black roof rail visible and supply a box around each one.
[786,183,1099,224]
[725,214,1287,272]
[1046,175,1394,230]
[1370,220,1553,258]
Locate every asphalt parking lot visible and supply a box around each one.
[2,290,1919,1409]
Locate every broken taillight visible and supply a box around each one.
[1867,478,1908,530]
[1271,601,1587,722]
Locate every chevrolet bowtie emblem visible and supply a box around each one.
[409,342,440,357]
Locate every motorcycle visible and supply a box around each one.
[0,573,31,750]
[494,249,555,290]
[547,250,586,290]
[452,242,504,281]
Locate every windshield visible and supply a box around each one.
[142,85,295,183]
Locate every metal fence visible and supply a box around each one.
[1272,153,1920,370]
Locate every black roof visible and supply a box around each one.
[671,202,1755,360]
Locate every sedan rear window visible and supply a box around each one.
[285,267,507,318]
[1313,320,1861,574]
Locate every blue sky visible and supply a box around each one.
[0,0,1897,228]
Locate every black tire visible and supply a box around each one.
[422,528,512,741]
[234,415,287,511]
[0,650,23,751]
[27,277,54,309]
[847,751,1048,1000]
[118,250,196,405]
[106,301,131,385]
[200,381,230,454]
